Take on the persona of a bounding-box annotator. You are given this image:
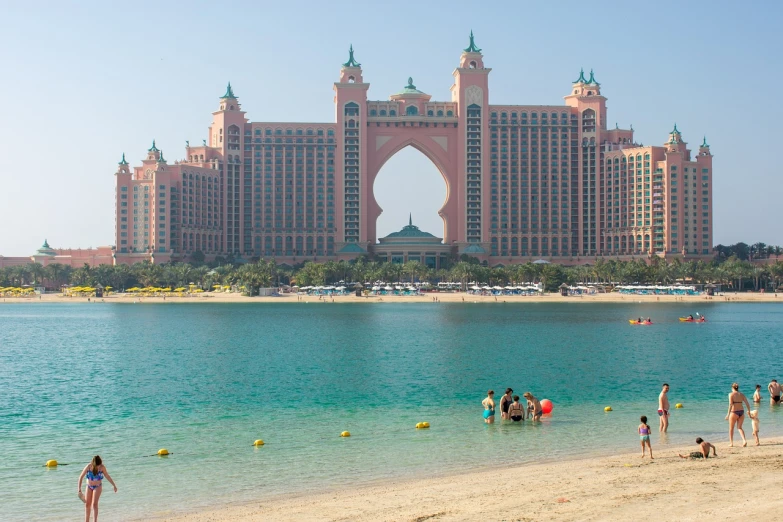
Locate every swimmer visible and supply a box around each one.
[768,379,781,405]
[638,415,653,459]
[725,382,751,447]
[508,395,525,422]
[658,383,670,432]
[679,438,717,459]
[753,384,762,403]
[78,455,117,522]
[482,390,495,424]
[749,409,760,446]
[499,388,513,420]
[523,392,542,421]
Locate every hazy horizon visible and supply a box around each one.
[1,1,780,256]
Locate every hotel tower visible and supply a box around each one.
[115,33,713,266]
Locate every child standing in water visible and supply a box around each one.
[638,416,653,459]
[749,409,760,446]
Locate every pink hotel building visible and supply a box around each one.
[115,33,713,266]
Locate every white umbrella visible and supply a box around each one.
[384,286,393,291]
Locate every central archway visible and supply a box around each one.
[373,146,447,239]
[365,127,460,245]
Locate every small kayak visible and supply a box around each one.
[629,320,653,325]
[679,317,706,323]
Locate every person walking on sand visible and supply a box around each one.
[767,379,781,405]
[482,390,496,424]
[753,384,762,403]
[749,410,760,446]
[508,395,525,422]
[638,415,653,459]
[678,438,717,459]
[726,382,751,447]
[658,383,670,432]
[523,392,543,421]
[78,455,117,522]
[499,388,514,420]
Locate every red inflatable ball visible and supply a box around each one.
[540,399,554,414]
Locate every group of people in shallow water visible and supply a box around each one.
[481,388,544,423]
[636,381,771,461]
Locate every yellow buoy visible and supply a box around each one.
[340,431,351,437]
[45,460,58,467]
[675,403,683,409]
[604,406,613,412]
[415,422,423,429]
[422,422,430,428]
[157,448,169,456]
[253,439,265,446]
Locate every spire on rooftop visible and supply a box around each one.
[342,44,361,67]
[409,213,412,226]
[588,69,599,85]
[118,153,128,166]
[221,82,236,99]
[148,140,158,152]
[573,68,587,84]
[702,136,709,147]
[672,123,680,134]
[463,30,481,53]
[157,150,166,163]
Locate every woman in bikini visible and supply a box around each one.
[725,383,751,447]
[508,395,525,422]
[482,390,496,424]
[523,392,543,421]
[78,455,117,522]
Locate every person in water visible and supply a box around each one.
[508,395,525,422]
[523,392,543,421]
[78,455,117,522]
[749,409,760,446]
[638,415,653,459]
[753,384,762,403]
[482,390,496,424]
[679,438,717,459]
[767,379,781,405]
[687,314,694,320]
[658,383,670,432]
[499,388,514,420]
[725,382,752,447]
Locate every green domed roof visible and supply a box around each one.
[394,77,426,96]
[384,215,436,239]
[463,244,486,254]
[35,239,57,256]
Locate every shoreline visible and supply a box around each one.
[2,291,782,305]
[147,437,783,521]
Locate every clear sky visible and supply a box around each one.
[1,1,780,255]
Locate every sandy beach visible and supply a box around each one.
[4,291,782,305]
[151,438,783,521]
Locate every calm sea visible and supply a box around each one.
[1,301,782,520]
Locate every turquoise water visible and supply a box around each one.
[2,302,783,520]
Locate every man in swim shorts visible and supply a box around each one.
[679,437,717,459]
[658,383,670,432]
[767,380,781,405]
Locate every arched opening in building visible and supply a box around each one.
[373,146,447,241]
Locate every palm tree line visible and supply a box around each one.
[3,252,783,294]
